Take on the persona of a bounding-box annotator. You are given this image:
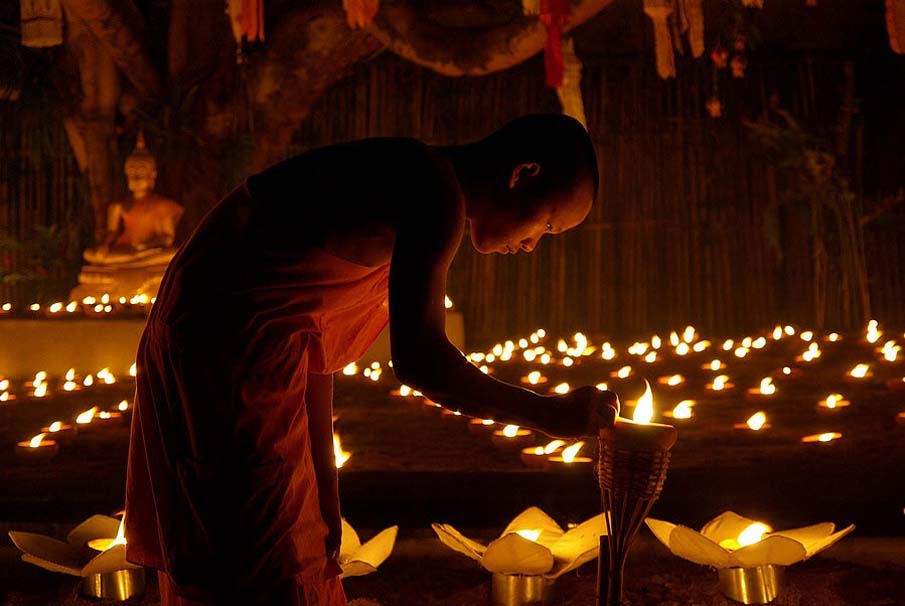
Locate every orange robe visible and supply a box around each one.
[125,183,390,605]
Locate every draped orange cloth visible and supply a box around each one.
[125,183,389,605]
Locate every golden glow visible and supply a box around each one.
[76,406,98,424]
[849,363,870,379]
[709,359,723,371]
[772,326,783,340]
[632,380,654,424]
[752,337,767,349]
[746,412,767,431]
[801,432,842,443]
[675,342,690,356]
[881,341,900,362]
[670,332,680,347]
[65,368,75,381]
[527,371,542,385]
[553,382,570,394]
[651,335,662,349]
[827,332,841,342]
[333,433,351,468]
[722,339,734,351]
[672,400,694,419]
[28,433,46,448]
[718,522,773,551]
[444,295,453,309]
[693,340,710,352]
[782,366,792,375]
[118,400,129,411]
[515,529,542,542]
[617,366,632,379]
[644,351,658,363]
[88,517,128,552]
[33,383,47,397]
[682,326,696,343]
[561,441,585,463]
[710,375,729,391]
[734,346,749,358]
[866,319,881,344]
[502,424,520,438]
[758,377,776,395]
[83,374,94,387]
[543,440,565,454]
[800,331,814,342]
[784,325,795,336]
[48,421,62,432]
[562,356,574,367]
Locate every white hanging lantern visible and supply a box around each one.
[644,0,677,79]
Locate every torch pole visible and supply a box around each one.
[596,425,674,606]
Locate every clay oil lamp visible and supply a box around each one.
[800,432,842,446]
[75,406,99,431]
[702,359,725,371]
[846,363,872,382]
[468,418,497,436]
[521,370,548,386]
[15,432,59,462]
[610,365,633,380]
[40,420,77,444]
[706,374,734,392]
[817,393,850,413]
[492,424,535,450]
[657,374,685,388]
[734,411,770,433]
[880,340,900,363]
[62,368,81,392]
[520,439,566,468]
[547,440,593,470]
[552,382,570,395]
[746,377,777,400]
[663,400,695,420]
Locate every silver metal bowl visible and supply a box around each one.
[81,567,146,601]
[491,573,555,606]
[718,565,784,604]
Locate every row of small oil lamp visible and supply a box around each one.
[14,400,132,462]
[0,294,155,318]
[0,364,135,403]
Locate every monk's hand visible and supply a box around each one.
[540,386,619,438]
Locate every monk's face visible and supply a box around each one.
[470,177,593,255]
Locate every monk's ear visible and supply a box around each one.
[508,162,541,189]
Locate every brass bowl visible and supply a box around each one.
[81,567,146,601]
[718,565,784,604]
[491,573,555,606]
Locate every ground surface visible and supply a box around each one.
[1,328,904,602]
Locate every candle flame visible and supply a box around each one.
[561,441,585,463]
[342,362,358,376]
[632,380,654,424]
[617,366,632,379]
[849,363,870,378]
[502,424,520,438]
[709,359,723,371]
[76,406,98,424]
[738,522,771,547]
[802,432,842,443]
[772,326,783,340]
[28,433,46,448]
[543,439,565,454]
[672,400,694,419]
[129,363,137,377]
[515,529,542,542]
[554,382,570,394]
[825,393,843,408]
[758,377,776,395]
[48,421,62,432]
[711,375,729,391]
[65,368,75,381]
[527,371,542,385]
[33,383,47,397]
[118,400,129,411]
[83,374,94,387]
[595,382,608,391]
[746,412,767,431]
[667,374,683,386]
[333,433,351,468]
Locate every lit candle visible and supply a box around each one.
[801,432,842,445]
[39,420,77,443]
[611,366,633,379]
[94,410,125,426]
[87,517,128,552]
[520,439,565,468]
[333,433,351,468]
[746,377,777,398]
[491,425,535,450]
[663,400,695,420]
[657,374,685,387]
[15,433,59,462]
[706,374,734,391]
[547,440,594,469]
[468,418,496,436]
[734,411,770,432]
[718,521,772,551]
[847,363,871,380]
[817,393,850,411]
[702,359,725,371]
[601,381,677,452]
[521,371,547,385]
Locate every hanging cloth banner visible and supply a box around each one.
[344,0,380,29]
[644,0,676,79]
[681,0,704,58]
[888,0,905,54]
[539,0,570,89]
[20,0,63,48]
[227,0,265,44]
[556,37,587,128]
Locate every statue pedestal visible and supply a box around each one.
[70,249,176,301]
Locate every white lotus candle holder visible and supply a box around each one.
[338,519,398,578]
[433,507,607,604]
[8,515,145,600]
[646,511,854,604]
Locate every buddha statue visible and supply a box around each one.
[73,134,184,301]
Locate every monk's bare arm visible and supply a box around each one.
[388,168,555,431]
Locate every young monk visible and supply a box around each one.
[125,113,619,606]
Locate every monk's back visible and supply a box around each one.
[246,137,455,268]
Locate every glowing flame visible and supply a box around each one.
[718,521,772,551]
[444,295,453,309]
[561,441,585,463]
[666,374,683,386]
[129,363,137,377]
[76,406,98,424]
[746,412,767,431]
[527,371,542,385]
[48,421,62,432]
[709,359,723,371]
[632,380,654,424]
[693,340,710,352]
[881,341,900,362]
[502,424,520,438]
[772,326,783,340]
[118,400,129,411]
[644,351,659,363]
[562,357,574,367]
[33,383,47,397]
[515,529,542,542]
[682,326,696,343]
[672,400,694,419]
[543,440,565,454]
[651,335,662,349]
[849,363,870,379]
[554,382,570,394]
[802,432,843,443]
[784,325,795,336]
[83,374,94,387]
[825,394,844,408]
[65,368,75,381]
[596,382,608,391]
[0,379,7,390]
[866,319,881,343]
[670,332,680,347]
[333,433,351,468]
[800,330,814,341]
[758,377,776,395]
[675,343,690,356]
[722,339,734,351]
[28,433,46,448]
[734,346,749,358]
[342,362,358,376]
[617,366,632,379]
[711,375,729,390]
[752,337,766,349]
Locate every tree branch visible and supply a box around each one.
[60,0,162,99]
[366,0,615,77]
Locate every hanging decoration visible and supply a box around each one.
[556,38,587,128]
[537,0,571,89]
[20,0,63,48]
[226,0,265,45]
[343,0,380,30]
[644,0,677,79]
[682,0,705,58]
[888,0,905,54]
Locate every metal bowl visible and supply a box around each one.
[491,573,555,606]
[718,565,784,604]
[81,567,146,601]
